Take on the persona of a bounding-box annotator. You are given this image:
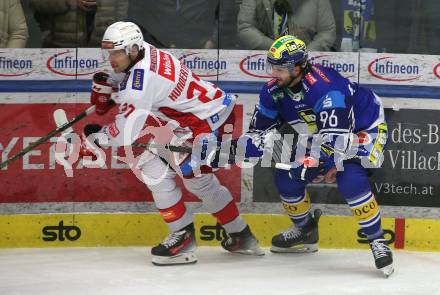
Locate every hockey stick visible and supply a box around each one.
[53,108,193,153]
[52,108,300,171]
[0,105,97,169]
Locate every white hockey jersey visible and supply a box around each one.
[102,42,236,147]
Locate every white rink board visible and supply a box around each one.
[2,49,440,87]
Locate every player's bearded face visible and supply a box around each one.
[268,65,295,87]
[104,49,131,73]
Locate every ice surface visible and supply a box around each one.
[1,247,439,295]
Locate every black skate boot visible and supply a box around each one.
[151,223,197,266]
[221,225,265,256]
[271,209,322,253]
[369,238,394,277]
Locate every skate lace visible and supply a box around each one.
[371,239,390,259]
[224,237,233,246]
[282,226,302,241]
[162,230,185,248]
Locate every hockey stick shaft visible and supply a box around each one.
[133,136,298,170]
[52,108,297,171]
[53,107,193,154]
[132,142,192,153]
[0,105,96,169]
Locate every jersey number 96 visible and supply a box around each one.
[320,109,338,128]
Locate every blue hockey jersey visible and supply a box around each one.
[251,64,385,155]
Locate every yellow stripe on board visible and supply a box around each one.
[404,218,440,251]
[0,213,439,251]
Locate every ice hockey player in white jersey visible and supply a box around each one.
[77,21,264,265]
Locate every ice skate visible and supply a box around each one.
[151,223,197,266]
[369,238,394,278]
[221,225,265,256]
[271,209,322,253]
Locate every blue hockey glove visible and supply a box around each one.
[289,155,323,182]
[243,129,278,158]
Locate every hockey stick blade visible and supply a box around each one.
[0,105,96,170]
[54,109,74,136]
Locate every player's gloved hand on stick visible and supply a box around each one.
[243,129,277,158]
[79,124,102,160]
[91,72,113,115]
[289,155,322,182]
[243,134,263,158]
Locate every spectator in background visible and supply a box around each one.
[374,0,438,54]
[29,0,128,47]
[237,0,336,51]
[0,0,29,47]
[128,0,233,49]
[406,0,440,55]
[339,0,377,52]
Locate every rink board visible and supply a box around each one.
[0,103,243,204]
[0,213,439,251]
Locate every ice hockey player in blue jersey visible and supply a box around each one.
[245,35,393,277]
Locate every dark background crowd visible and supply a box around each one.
[1,0,439,54]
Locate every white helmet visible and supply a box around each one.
[101,21,144,54]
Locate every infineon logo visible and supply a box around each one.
[179,52,227,77]
[309,55,356,78]
[368,56,420,82]
[0,54,33,77]
[239,54,271,79]
[46,51,100,76]
[433,63,440,80]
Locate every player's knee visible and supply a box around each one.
[183,174,218,196]
[141,164,177,192]
[139,155,175,187]
[142,170,174,189]
[275,169,305,197]
[336,162,370,199]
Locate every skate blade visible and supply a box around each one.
[380,264,394,278]
[270,243,318,253]
[152,252,197,266]
[229,246,266,256]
